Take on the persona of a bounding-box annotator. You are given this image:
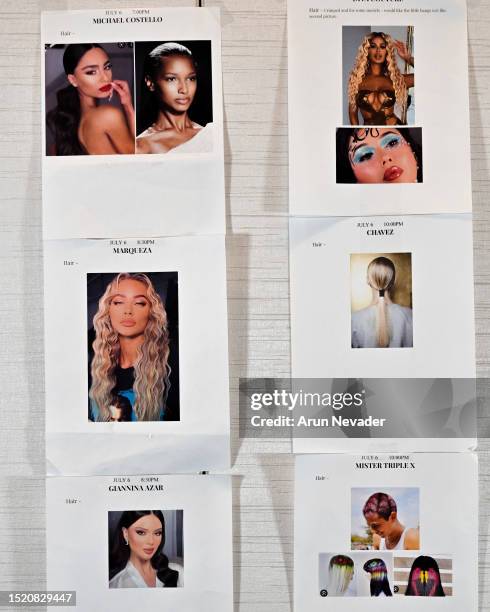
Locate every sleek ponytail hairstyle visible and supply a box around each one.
[47,44,103,155]
[138,42,197,132]
[366,257,396,348]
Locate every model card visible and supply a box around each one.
[41,7,224,239]
[294,453,477,609]
[47,474,232,611]
[290,214,475,379]
[44,235,229,475]
[288,0,471,216]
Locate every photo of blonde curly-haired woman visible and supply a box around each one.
[87,271,179,422]
[343,26,415,126]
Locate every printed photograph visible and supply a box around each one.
[134,40,214,154]
[108,510,184,588]
[318,551,394,597]
[394,555,452,596]
[336,127,423,184]
[87,272,179,422]
[320,553,357,597]
[351,488,420,551]
[350,252,413,349]
[45,43,136,155]
[343,26,415,126]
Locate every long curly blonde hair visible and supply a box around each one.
[348,32,407,111]
[89,273,170,421]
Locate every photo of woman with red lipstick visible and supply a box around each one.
[336,127,423,184]
[344,27,414,126]
[87,271,179,422]
[134,40,213,154]
[109,510,183,588]
[45,43,135,155]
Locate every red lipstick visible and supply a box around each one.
[383,166,403,182]
[99,84,112,93]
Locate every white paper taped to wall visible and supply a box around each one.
[41,7,225,239]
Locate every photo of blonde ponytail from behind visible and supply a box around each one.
[366,257,396,348]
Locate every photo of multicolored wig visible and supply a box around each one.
[326,555,354,596]
[363,558,392,596]
[405,556,445,596]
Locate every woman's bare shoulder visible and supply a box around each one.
[135,132,152,154]
[136,128,172,153]
[138,125,175,139]
[136,126,157,140]
[87,105,126,129]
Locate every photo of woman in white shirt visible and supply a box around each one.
[109,510,183,588]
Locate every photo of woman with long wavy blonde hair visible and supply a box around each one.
[88,272,179,422]
[345,27,414,125]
